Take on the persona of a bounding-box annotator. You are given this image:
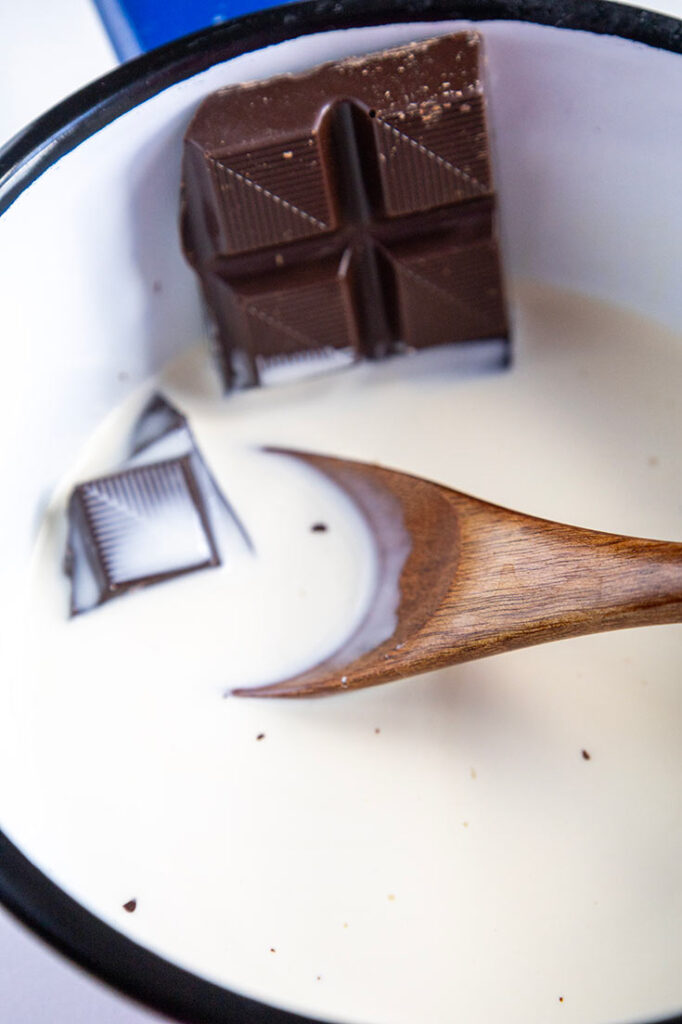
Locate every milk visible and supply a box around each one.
[9,278,682,1024]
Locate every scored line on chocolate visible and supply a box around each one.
[213,162,329,230]
[245,303,320,349]
[391,253,486,319]
[373,116,488,197]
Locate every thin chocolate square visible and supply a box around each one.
[66,456,219,615]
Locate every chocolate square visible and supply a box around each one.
[66,456,219,614]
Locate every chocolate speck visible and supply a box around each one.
[559,996,564,1003]
[581,749,591,760]
[375,727,381,734]
[270,947,276,953]
[257,733,266,741]
[311,522,328,532]
[123,899,137,913]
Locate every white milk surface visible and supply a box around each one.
[55,430,380,686]
[8,279,682,1024]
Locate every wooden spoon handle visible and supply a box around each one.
[428,490,682,665]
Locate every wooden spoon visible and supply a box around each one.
[232,450,682,698]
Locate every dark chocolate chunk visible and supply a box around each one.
[65,456,219,614]
[181,33,508,389]
[65,394,251,615]
[129,393,253,560]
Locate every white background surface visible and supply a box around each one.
[0,1,680,1023]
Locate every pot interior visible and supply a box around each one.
[0,17,681,1024]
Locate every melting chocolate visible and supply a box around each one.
[181,32,508,389]
[65,395,250,615]
[128,393,252,559]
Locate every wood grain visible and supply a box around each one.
[232,452,682,698]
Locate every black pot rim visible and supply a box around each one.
[1,2,681,1022]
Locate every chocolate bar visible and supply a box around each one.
[65,395,250,614]
[181,32,508,390]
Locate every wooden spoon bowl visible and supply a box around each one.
[233,451,682,698]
